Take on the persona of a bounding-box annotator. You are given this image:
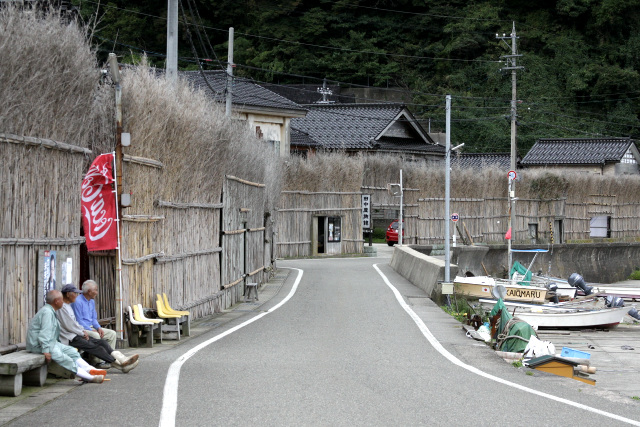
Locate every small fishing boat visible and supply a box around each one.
[513,306,626,329]
[478,298,626,329]
[453,276,548,303]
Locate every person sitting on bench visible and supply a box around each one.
[58,285,138,373]
[26,290,105,384]
[72,279,117,348]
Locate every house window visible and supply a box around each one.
[590,216,611,238]
[266,139,280,153]
[622,148,637,164]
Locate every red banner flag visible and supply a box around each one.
[81,154,118,251]
[504,227,512,240]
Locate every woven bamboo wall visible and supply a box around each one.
[0,134,88,346]
[221,175,267,302]
[275,191,364,257]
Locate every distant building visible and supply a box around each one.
[451,152,513,170]
[521,137,640,175]
[182,71,307,156]
[290,103,445,160]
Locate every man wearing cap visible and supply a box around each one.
[27,290,105,383]
[58,284,138,373]
[72,279,117,348]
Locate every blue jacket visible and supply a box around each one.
[71,294,101,330]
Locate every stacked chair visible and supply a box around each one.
[155,293,191,340]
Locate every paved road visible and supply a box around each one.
[8,247,640,426]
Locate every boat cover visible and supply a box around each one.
[490,299,537,353]
[510,261,533,286]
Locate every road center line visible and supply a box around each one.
[158,268,304,427]
[373,263,640,426]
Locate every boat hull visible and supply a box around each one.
[513,307,625,329]
[454,277,547,303]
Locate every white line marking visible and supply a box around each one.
[158,268,304,427]
[373,264,640,426]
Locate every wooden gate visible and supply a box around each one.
[221,175,267,307]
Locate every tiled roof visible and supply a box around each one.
[521,138,636,165]
[290,128,319,147]
[375,137,445,153]
[291,103,440,152]
[451,152,512,169]
[181,70,307,115]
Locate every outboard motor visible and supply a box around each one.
[628,307,640,320]
[568,273,593,296]
[605,295,624,308]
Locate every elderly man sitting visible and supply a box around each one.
[72,279,117,349]
[57,284,138,373]
[27,290,105,384]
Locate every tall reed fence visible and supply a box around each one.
[276,191,365,257]
[278,154,640,253]
[0,133,89,347]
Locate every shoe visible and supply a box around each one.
[113,359,138,374]
[95,362,111,369]
[111,351,138,367]
[89,369,107,376]
[89,375,105,384]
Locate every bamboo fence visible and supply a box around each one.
[0,133,88,346]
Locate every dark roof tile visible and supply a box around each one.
[521,138,636,165]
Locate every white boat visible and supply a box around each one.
[482,300,626,329]
[454,276,548,303]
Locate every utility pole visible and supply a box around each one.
[496,22,523,171]
[166,0,178,84]
[497,22,523,271]
[226,27,234,117]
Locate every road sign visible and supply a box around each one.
[508,170,517,180]
[361,194,371,229]
[451,213,459,222]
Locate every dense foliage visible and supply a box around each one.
[74,0,640,154]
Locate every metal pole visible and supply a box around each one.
[108,53,124,342]
[226,27,234,117]
[166,0,178,84]
[445,95,451,283]
[399,169,403,246]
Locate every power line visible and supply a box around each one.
[78,0,501,64]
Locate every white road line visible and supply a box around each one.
[158,268,304,427]
[373,264,640,426]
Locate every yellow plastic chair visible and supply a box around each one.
[155,297,181,319]
[162,293,190,316]
[133,304,163,324]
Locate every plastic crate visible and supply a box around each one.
[561,346,591,359]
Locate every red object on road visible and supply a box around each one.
[81,154,118,251]
[385,219,404,246]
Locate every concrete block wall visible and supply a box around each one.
[389,246,458,298]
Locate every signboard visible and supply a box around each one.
[451,213,459,222]
[361,194,371,229]
[508,170,517,180]
[81,153,118,251]
[37,250,73,309]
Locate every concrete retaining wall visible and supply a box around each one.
[389,246,458,298]
[482,242,640,283]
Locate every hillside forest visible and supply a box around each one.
[74,0,640,155]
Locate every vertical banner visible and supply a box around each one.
[362,194,371,229]
[81,153,118,251]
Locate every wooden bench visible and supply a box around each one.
[125,305,163,348]
[0,350,74,397]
